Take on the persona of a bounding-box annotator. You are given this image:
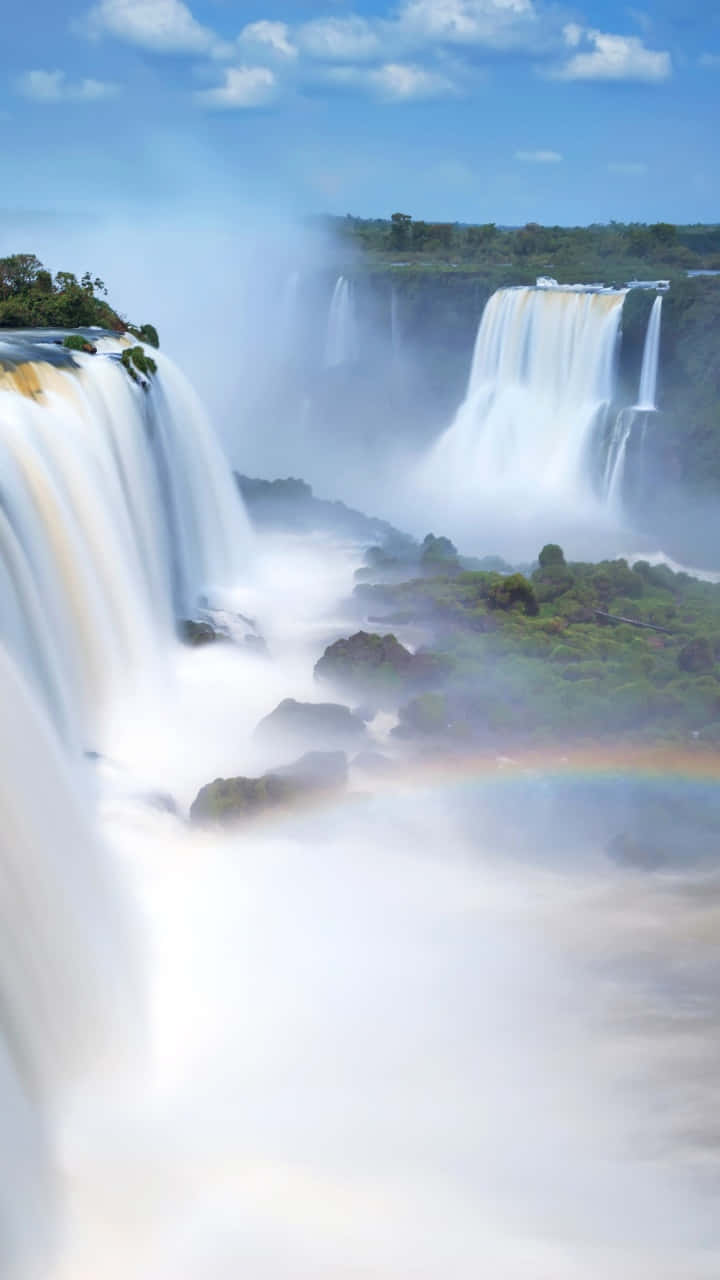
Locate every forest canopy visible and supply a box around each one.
[0,253,125,330]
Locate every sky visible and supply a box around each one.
[1,0,719,227]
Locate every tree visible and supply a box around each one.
[390,212,412,251]
[538,543,566,568]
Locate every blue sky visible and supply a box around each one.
[2,0,719,225]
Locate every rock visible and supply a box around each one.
[180,619,217,646]
[254,698,367,751]
[314,631,414,691]
[190,773,297,824]
[190,751,347,825]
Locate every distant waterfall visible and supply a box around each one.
[0,336,252,744]
[605,295,663,506]
[424,287,626,507]
[637,295,663,411]
[324,276,358,368]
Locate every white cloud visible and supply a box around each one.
[608,160,648,175]
[239,21,296,59]
[327,61,457,100]
[17,69,119,102]
[194,65,277,109]
[515,147,562,162]
[85,0,227,56]
[297,16,382,61]
[369,61,458,99]
[396,0,537,48]
[552,25,671,82]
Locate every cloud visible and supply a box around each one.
[515,147,562,162]
[297,16,382,61]
[84,0,228,56]
[369,61,458,99]
[608,160,648,175]
[327,61,458,100]
[194,66,277,109]
[239,21,296,59]
[551,24,671,81]
[17,70,119,102]
[396,0,539,48]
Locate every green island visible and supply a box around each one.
[343,540,720,748]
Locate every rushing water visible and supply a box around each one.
[2,329,720,1280]
[0,337,251,743]
[324,277,358,368]
[421,287,627,513]
[637,295,663,411]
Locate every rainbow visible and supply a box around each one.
[197,741,720,831]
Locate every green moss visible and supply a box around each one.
[120,345,158,386]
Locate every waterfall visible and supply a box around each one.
[637,295,663,411]
[604,295,663,506]
[0,335,252,744]
[324,276,358,368]
[0,643,139,1280]
[423,286,627,508]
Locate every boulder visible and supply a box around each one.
[190,750,347,825]
[180,619,217,646]
[314,631,414,692]
[254,698,367,751]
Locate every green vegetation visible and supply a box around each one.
[350,548,720,745]
[120,345,158,385]
[62,334,96,354]
[0,252,158,346]
[325,213,720,279]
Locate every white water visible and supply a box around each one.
[422,287,626,513]
[0,645,139,1280]
[604,295,664,507]
[324,277,358,368]
[3,329,720,1280]
[638,296,663,411]
[0,339,251,743]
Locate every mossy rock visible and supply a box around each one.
[190,751,347,824]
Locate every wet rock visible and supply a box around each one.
[254,698,367,752]
[180,619,217,646]
[190,750,347,825]
[314,631,414,692]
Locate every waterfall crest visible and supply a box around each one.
[0,336,252,742]
[324,277,358,368]
[423,287,627,509]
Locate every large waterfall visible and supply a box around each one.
[324,276,358,368]
[0,329,252,1277]
[0,335,251,744]
[423,287,627,512]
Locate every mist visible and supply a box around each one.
[41,537,720,1280]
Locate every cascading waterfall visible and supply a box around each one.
[422,286,627,510]
[605,294,663,506]
[637,295,663,411]
[0,329,252,1277]
[0,335,252,744]
[324,276,358,368]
